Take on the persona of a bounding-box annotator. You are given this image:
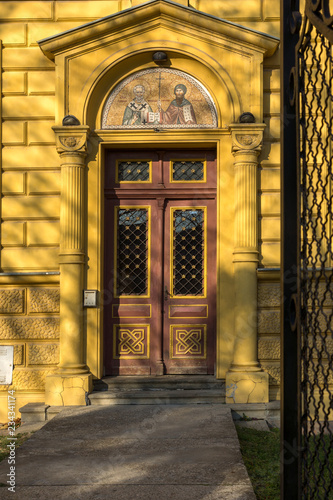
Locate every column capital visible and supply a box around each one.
[52,125,90,156]
[229,123,265,156]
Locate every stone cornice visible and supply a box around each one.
[38,0,278,61]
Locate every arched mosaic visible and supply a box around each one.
[101,68,218,129]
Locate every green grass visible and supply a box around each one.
[236,426,280,500]
[236,427,333,499]
[0,433,31,463]
[306,434,333,497]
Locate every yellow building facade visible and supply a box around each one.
[0,0,281,421]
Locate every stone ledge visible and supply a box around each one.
[19,402,49,422]
[18,400,280,424]
[19,403,82,423]
[228,401,280,420]
[47,406,67,420]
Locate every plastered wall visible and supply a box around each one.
[0,0,281,418]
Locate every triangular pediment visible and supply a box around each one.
[38,0,278,60]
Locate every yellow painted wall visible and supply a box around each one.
[0,0,281,419]
[0,277,60,422]
[0,0,281,267]
[257,273,281,401]
[261,48,281,269]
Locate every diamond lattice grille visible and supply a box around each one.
[172,209,204,296]
[117,161,150,182]
[116,208,148,295]
[172,161,204,181]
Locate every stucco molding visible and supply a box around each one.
[37,0,278,126]
[53,126,90,156]
[229,123,266,155]
[38,0,279,61]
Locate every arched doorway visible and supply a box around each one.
[102,68,218,375]
[104,148,217,375]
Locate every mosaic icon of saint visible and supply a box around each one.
[122,85,153,125]
[162,84,197,125]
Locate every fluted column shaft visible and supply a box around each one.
[225,124,268,404]
[234,159,258,251]
[230,125,265,372]
[53,126,90,374]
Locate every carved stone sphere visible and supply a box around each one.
[62,115,81,126]
[239,112,255,123]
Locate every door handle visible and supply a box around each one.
[164,286,172,301]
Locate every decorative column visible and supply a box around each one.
[225,123,269,404]
[45,121,92,406]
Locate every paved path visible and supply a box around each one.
[0,405,256,499]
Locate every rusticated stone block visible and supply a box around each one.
[308,364,333,385]
[307,336,333,358]
[14,344,24,365]
[297,309,333,337]
[0,368,56,391]
[258,283,280,308]
[258,310,280,334]
[0,289,24,314]
[28,343,59,365]
[307,309,333,333]
[258,337,280,360]
[261,363,280,384]
[28,288,60,314]
[0,318,59,340]
[307,283,333,308]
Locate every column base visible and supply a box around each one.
[45,373,93,406]
[228,361,261,372]
[225,370,269,403]
[56,364,89,375]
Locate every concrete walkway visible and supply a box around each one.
[0,405,256,499]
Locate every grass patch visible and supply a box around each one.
[306,434,333,496]
[236,426,280,500]
[236,427,333,499]
[0,433,32,463]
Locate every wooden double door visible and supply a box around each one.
[104,149,216,375]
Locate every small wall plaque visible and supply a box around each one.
[83,290,98,307]
[0,346,14,385]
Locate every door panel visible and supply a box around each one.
[163,199,216,374]
[104,199,161,375]
[104,149,216,376]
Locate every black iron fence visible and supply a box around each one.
[282,1,333,498]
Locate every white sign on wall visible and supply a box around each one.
[0,346,14,385]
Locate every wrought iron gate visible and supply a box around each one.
[282,0,333,497]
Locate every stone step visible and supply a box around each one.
[88,389,225,405]
[93,375,225,392]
